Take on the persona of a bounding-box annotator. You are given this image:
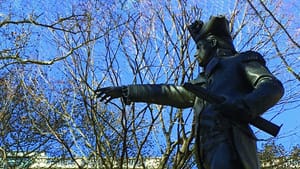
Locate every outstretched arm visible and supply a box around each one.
[96,84,196,108]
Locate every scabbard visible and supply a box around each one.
[183,83,281,137]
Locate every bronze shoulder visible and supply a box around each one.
[239,51,266,65]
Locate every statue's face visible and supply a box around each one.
[195,39,214,67]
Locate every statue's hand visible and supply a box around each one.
[214,98,253,123]
[95,86,123,103]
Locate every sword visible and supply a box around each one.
[183,83,281,137]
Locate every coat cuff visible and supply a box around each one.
[121,86,131,105]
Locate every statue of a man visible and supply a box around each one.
[96,16,284,169]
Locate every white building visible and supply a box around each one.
[1,152,161,169]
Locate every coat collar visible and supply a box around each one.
[203,49,236,78]
[204,56,219,78]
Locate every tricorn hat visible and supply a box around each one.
[188,15,232,43]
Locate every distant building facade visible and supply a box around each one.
[0,152,161,169]
[3,152,299,169]
[261,157,300,168]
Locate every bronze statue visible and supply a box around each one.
[96,16,284,169]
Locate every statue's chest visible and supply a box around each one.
[204,57,246,95]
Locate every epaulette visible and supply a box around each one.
[240,51,266,65]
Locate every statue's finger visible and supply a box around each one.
[96,92,104,98]
[105,97,113,104]
[100,94,110,102]
[95,87,110,93]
